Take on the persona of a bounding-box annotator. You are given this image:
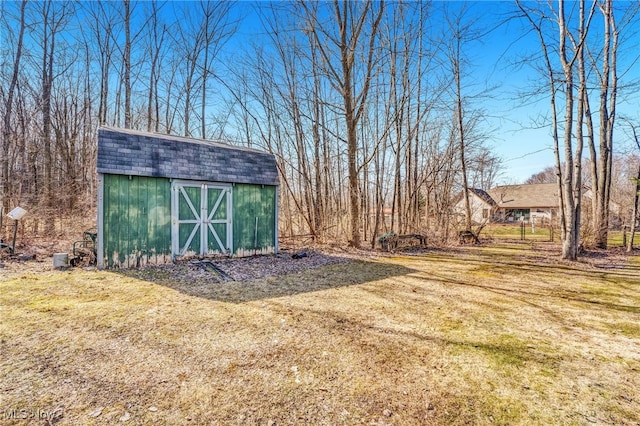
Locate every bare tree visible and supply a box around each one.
[198,0,236,139]
[587,0,635,249]
[525,166,557,184]
[383,2,433,236]
[517,0,595,260]
[123,0,131,128]
[469,148,502,190]
[624,119,640,251]
[35,0,76,230]
[451,19,472,232]
[82,1,118,126]
[300,0,385,247]
[143,1,167,132]
[441,4,494,234]
[1,0,27,212]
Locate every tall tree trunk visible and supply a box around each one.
[1,0,26,211]
[452,29,471,233]
[593,0,617,249]
[42,0,55,231]
[311,44,325,242]
[559,0,579,260]
[302,0,384,248]
[457,102,472,232]
[517,0,595,260]
[573,0,587,253]
[627,165,640,252]
[345,85,360,246]
[123,0,131,129]
[200,3,210,139]
[146,2,164,132]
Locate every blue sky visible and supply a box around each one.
[464,1,640,183]
[456,1,559,183]
[3,0,637,185]
[224,1,640,184]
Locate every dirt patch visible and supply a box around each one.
[113,249,356,284]
[0,245,366,278]
[113,249,410,303]
[181,249,352,281]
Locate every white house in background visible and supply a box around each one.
[455,183,559,224]
[455,183,625,226]
[455,188,498,224]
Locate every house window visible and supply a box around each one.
[482,208,489,219]
[514,209,530,221]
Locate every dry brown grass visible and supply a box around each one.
[1,243,639,425]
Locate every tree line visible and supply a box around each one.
[1,0,639,258]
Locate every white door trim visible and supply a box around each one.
[171,180,232,259]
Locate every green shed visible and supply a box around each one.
[96,127,279,269]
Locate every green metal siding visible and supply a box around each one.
[233,183,277,256]
[103,174,171,268]
[101,176,276,268]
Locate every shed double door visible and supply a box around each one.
[171,180,232,257]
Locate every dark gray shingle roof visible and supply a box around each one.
[97,127,279,186]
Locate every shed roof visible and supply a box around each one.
[487,183,558,209]
[97,127,279,186]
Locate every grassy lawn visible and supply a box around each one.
[482,224,555,242]
[483,224,640,248]
[607,231,640,248]
[1,245,639,425]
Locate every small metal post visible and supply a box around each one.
[11,219,18,254]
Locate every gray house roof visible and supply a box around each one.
[97,127,279,186]
[459,183,559,211]
[487,183,558,209]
